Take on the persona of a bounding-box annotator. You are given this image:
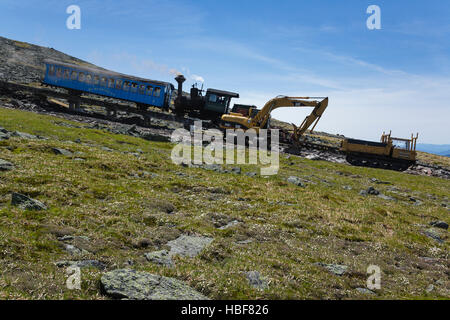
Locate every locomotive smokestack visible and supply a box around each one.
[175,74,186,100]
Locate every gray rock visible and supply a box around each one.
[0,131,9,140]
[57,235,74,241]
[100,269,208,300]
[218,220,240,230]
[315,262,348,276]
[423,229,444,244]
[231,167,241,174]
[55,260,106,270]
[367,187,380,195]
[236,239,253,245]
[342,185,352,190]
[144,250,174,267]
[203,163,222,172]
[142,171,158,178]
[144,235,213,267]
[360,187,380,196]
[356,287,375,295]
[377,193,395,201]
[101,146,114,152]
[245,271,268,290]
[142,133,171,142]
[305,154,324,161]
[287,176,305,187]
[63,244,88,256]
[0,159,14,171]
[11,131,38,139]
[430,221,448,230]
[167,235,213,258]
[52,148,72,156]
[245,172,257,177]
[11,192,47,211]
[58,235,90,242]
[370,178,391,185]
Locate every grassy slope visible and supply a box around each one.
[0,107,448,300]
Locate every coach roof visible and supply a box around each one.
[44,59,173,87]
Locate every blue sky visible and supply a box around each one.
[1,0,449,143]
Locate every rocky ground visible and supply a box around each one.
[0,36,449,300]
[0,106,449,300]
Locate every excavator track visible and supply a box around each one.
[345,153,413,171]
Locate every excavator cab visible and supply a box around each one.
[381,131,418,162]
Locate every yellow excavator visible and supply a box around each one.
[220,96,329,143]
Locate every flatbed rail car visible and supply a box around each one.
[341,131,419,171]
[42,60,174,111]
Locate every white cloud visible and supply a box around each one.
[191,74,205,83]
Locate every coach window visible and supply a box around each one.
[123,81,130,91]
[93,75,100,85]
[71,71,78,80]
[146,86,153,96]
[116,80,123,90]
[139,84,146,95]
[64,69,70,79]
[108,78,114,88]
[153,87,161,97]
[86,74,92,84]
[49,65,55,76]
[79,73,85,82]
[100,77,107,87]
[131,83,138,93]
[56,68,62,78]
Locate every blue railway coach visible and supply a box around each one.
[42,60,174,110]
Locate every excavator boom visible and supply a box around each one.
[220,96,329,143]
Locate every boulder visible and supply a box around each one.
[11,131,38,139]
[167,235,213,258]
[356,287,375,295]
[430,221,448,230]
[0,159,14,171]
[144,250,174,267]
[245,271,268,290]
[315,262,348,276]
[11,192,47,210]
[52,148,73,156]
[423,229,444,244]
[0,131,9,140]
[100,269,208,300]
[245,172,258,177]
[287,176,305,187]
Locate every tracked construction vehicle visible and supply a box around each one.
[341,131,419,171]
[220,96,329,143]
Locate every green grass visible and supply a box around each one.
[0,107,448,300]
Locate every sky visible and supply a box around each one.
[1,0,449,144]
